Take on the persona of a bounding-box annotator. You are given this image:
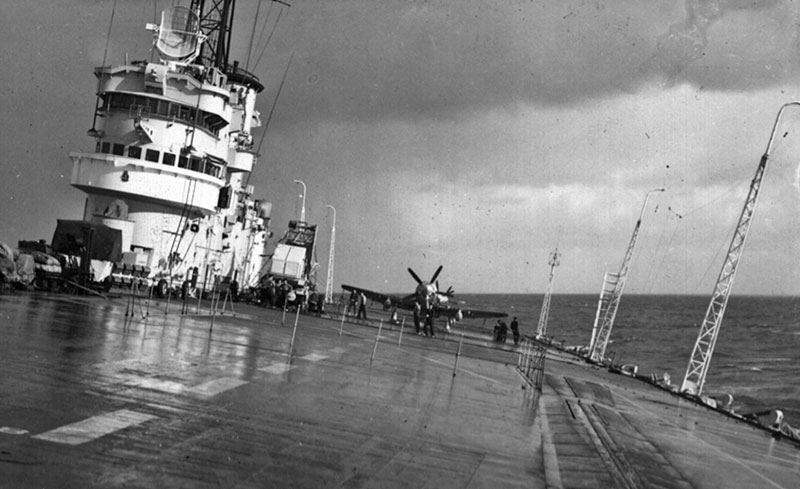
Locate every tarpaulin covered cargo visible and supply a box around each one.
[0,241,19,282]
[15,254,35,285]
[270,244,306,281]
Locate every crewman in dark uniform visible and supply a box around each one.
[510,317,520,345]
[423,305,435,337]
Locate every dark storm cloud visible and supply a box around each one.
[268,0,800,125]
[642,0,795,87]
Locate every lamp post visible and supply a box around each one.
[293,179,306,222]
[325,204,336,303]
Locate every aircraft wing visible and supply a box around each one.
[434,304,507,320]
[340,284,412,309]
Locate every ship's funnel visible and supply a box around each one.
[154,7,200,61]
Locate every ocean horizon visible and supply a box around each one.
[446,293,800,424]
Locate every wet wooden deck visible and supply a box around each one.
[0,292,797,487]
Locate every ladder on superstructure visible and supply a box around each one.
[535,248,560,339]
[681,103,799,395]
[589,189,663,363]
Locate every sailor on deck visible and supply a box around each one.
[356,292,368,320]
[413,301,422,334]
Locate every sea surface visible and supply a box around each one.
[457,293,800,423]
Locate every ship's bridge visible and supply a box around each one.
[70,150,226,216]
[94,65,232,131]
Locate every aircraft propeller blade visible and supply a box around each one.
[445,286,454,297]
[430,265,443,284]
[408,268,423,285]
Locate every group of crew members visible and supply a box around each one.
[273,285,520,344]
[494,317,520,345]
[412,300,438,337]
[345,291,370,320]
[259,275,325,314]
[346,291,440,337]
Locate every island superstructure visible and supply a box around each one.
[68,2,271,294]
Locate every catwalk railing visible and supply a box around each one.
[517,338,547,391]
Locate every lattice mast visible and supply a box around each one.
[189,0,235,70]
[324,205,336,303]
[589,189,663,362]
[589,271,617,352]
[535,248,560,338]
[681,102,800,395]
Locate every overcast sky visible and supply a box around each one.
[2,0,800,294]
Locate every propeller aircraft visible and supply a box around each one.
[341,265,507,324]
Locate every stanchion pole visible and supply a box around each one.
[528,341,535,379]
[196,286,202,314]
[136,282,147,319]
[164,285,171,315]
[281,300,288,327]
[209,293,217,332]
[220,287,228,315]
[452,334,464,377]
[370,320,384,365]
[526,340,531,378]
[398,317,405,346]
[289,306,301,356]
[338,310,346,336]
[145,281,152,317]
[124,283,132,317]
[228,288,236,317]
[181,282,188,315]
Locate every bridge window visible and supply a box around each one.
[162,153,175,166]
[145,149,160,163]
[155,99,169,117]
[112,143,125,156]
[104,92,226,136]
[128,146,142,159]
[179,106,193,121]
[101,142,111,154]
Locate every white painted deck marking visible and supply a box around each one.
[124,377,186,394]
[186,377,248,397]
[300,353,328,362]
[329,347,346,355]
[260,363,295,375]
[32,409,156,445]
[0,426,29,435]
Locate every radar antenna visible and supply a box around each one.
[681,103,800,395]
[153,7,203,62]
[589,188,663,363]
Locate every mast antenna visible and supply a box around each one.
[189,0,235,69]
[535,248,560,339]
[88,0,118,136]
[589,188,663,363]
[681,102,800,395]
